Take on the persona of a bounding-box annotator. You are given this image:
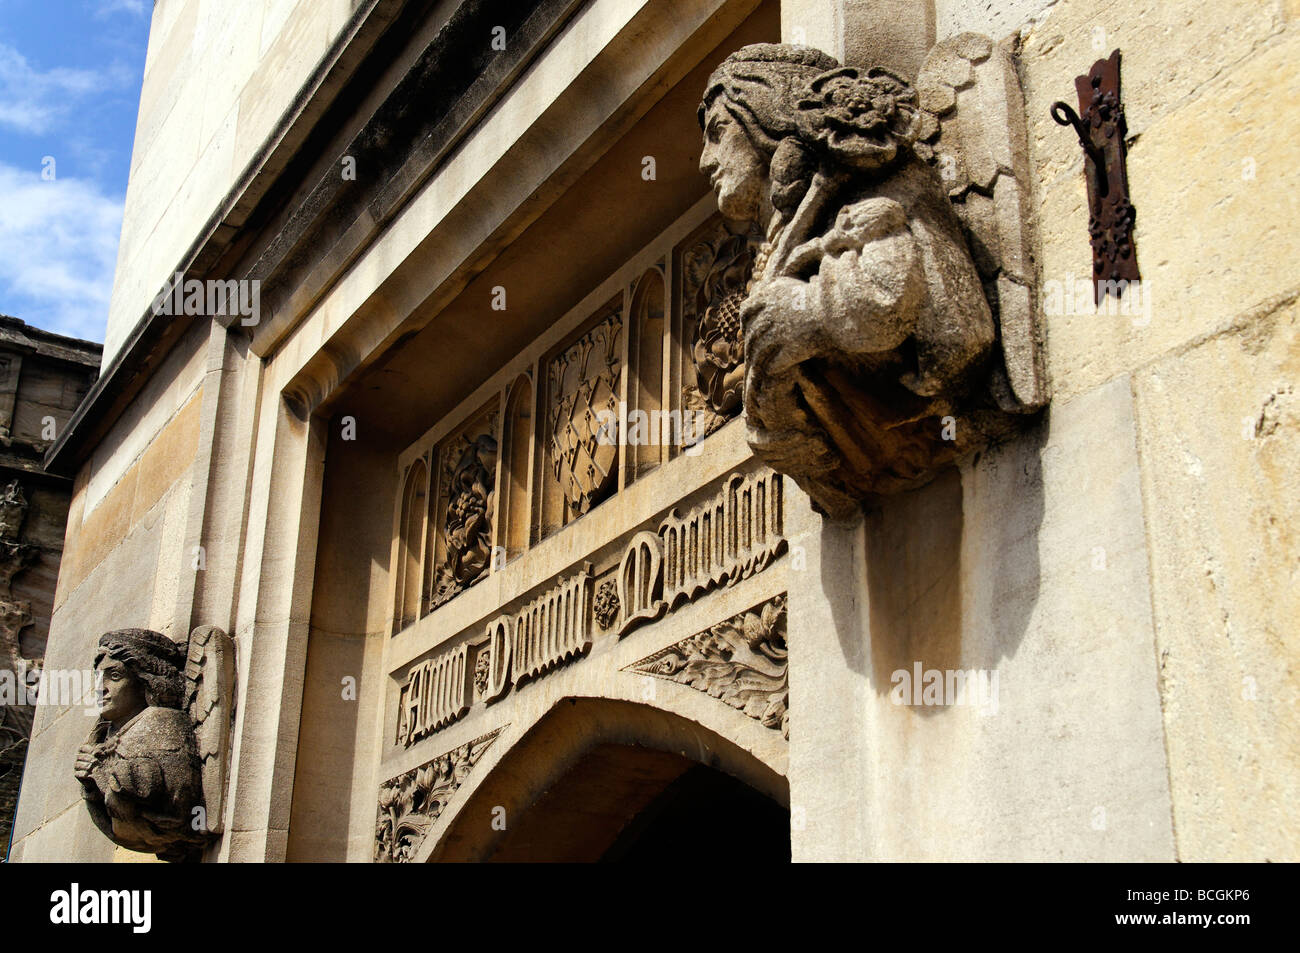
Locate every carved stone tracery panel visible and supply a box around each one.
[429,406,498,610]
[546,307,623,524]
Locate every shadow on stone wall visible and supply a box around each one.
[824,416,1049,707]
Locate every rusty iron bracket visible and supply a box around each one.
[1051,49,1139,303]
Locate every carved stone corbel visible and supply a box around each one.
[698,38,1047,518]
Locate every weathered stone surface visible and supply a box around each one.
[0,320,99,858]
[1030,17,1300,404]
[1131,293,1300,860]
[17,0,1300,867]
[74,627,234,862]
[698,38,1044,517]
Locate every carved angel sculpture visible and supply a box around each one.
[699,41,1045,517]
[74,626,234,862]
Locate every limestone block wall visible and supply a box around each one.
[13,0,1296,863]
[104,0,358,366]
[8,326,207,862]
[1017,0,1300,862]
[791,0,1299,861]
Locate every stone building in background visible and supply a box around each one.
[0,317,99,858]
[10,0,1300,862]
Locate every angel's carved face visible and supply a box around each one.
[700,101,766,221]
[96,657,146,726]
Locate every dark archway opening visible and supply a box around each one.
[600,762,790,863]
[480,742,789,863]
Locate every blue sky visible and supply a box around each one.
[0,0,150,342]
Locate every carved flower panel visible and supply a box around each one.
[677,215,764,438]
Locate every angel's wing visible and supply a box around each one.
[914,33,1048,411]
[184,624,235,834]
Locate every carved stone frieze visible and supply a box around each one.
[548,310,622,518]
[375,727,504,863]
[394,470,787,745]
[626,594,788,738]
[698,39,1046,518]
[74,626,235,862]
[618,469,785,637]
[616,531,666,637]
[680,217,765,437]
[430,413,498,609]
[400,565,594,746]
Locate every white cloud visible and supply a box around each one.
[0,43,105,135]
[0,162,121,341]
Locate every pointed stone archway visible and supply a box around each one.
[414,697,789,862]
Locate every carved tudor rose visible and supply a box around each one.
[73,626,234,862]
[699,40,1046,518]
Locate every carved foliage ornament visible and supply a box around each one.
[681,218,765,435]
[375,727,503,863]
[73,626,235,862]
[626,594,788,738]
[698,39,1046,518]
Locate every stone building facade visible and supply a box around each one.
[11,0,1300,862]
[0,317,99,858]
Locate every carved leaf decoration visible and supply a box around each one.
[374,727,505,863]
[626,595,788,738]
[681,220,764,427]
[432,426,498,608]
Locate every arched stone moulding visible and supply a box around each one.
[404,695,790,864]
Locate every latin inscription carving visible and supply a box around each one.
[397,642,472,747]
[395,471,785,744]
[659,469,784,613]
[400,565,593,746]
[510,563,594,684]
[616,531,666,637]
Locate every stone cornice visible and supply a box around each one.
[46,0,582,477]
